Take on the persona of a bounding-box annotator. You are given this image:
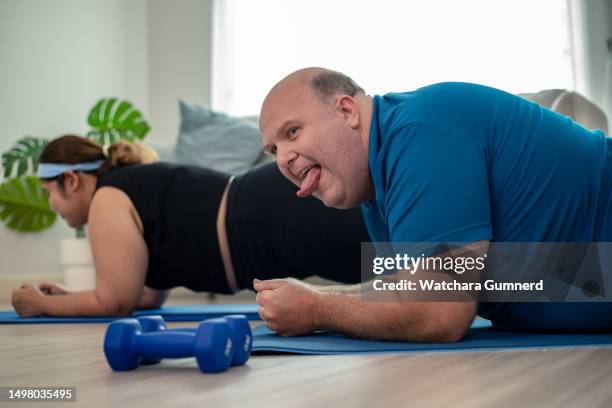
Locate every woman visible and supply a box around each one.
[11,135,370,317]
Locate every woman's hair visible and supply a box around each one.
[39,134,159,183]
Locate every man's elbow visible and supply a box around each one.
[393,313,470,343]
[420,302,475,342]
[427,323,468,342]
[394,323,467,342]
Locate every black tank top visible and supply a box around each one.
[95,163,232,293]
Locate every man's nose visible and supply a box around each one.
[277,146,298,173]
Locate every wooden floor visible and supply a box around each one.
[1,298,612,407]
[2,325,612,408]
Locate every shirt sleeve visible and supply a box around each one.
[379,121,493,244]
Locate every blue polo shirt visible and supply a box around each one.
[362,82,610,245]
[361,82,612,327]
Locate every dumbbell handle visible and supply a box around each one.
[170,326,250,365]
[173,327,197,333]
[163,327,249,352]
[133,330,197,359]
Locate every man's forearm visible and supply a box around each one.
[317,283,362,294]
[39,291,125,317]
[315,293,467,342]
[312,243,487,340]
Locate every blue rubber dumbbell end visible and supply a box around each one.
[103,318,143,371]
[224,315,252,366]
[194,318,234,373]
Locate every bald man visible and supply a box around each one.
[254,67,612,341]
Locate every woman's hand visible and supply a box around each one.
[11,284,45,317]
[38,281,70,295]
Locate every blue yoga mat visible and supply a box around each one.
[0,304,261,324]
[251,319,612,354]
[4,308,611,354]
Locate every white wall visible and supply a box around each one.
[0,0,150,153]
[572,0,612,126]
[603,0,612,125]
[147,0,214,143]
[0,0,150,277]
[0,0,215,278]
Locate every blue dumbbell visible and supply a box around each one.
[137,314,252,366]
[104,317,234,373]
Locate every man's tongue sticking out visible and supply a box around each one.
[296,166,321,198]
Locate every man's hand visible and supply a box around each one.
[253,278,323,336]
[38,281,70,295]
[11,284,45,317]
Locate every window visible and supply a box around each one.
[212,0,574,116]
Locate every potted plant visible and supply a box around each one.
[0,98,150,289]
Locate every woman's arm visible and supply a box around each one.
[11,284,111,317]
[32,290,119,317]
[87,186,149,315]
[33,187,149,317]
[13,281,167,317]
[12,285,168,317]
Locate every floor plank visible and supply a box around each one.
[1,322,611,407]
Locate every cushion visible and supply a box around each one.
[519,89,609,134]
[175,100,264,174]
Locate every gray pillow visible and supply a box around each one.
[175,100,264,174]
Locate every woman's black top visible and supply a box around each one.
[96,163,232,293]
[96,162,370,293]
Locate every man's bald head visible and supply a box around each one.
[265,67,365,107]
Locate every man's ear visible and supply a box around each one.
[62,171,80,194]
[336,95,359,129]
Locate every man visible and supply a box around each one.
[255,67,612,341]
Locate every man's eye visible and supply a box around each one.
[286,127,299,139]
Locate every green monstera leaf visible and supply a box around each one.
[0,176,56,232]
[1,136,48,178]
[87,98,150,145]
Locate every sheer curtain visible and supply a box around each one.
[212,0,574,116]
